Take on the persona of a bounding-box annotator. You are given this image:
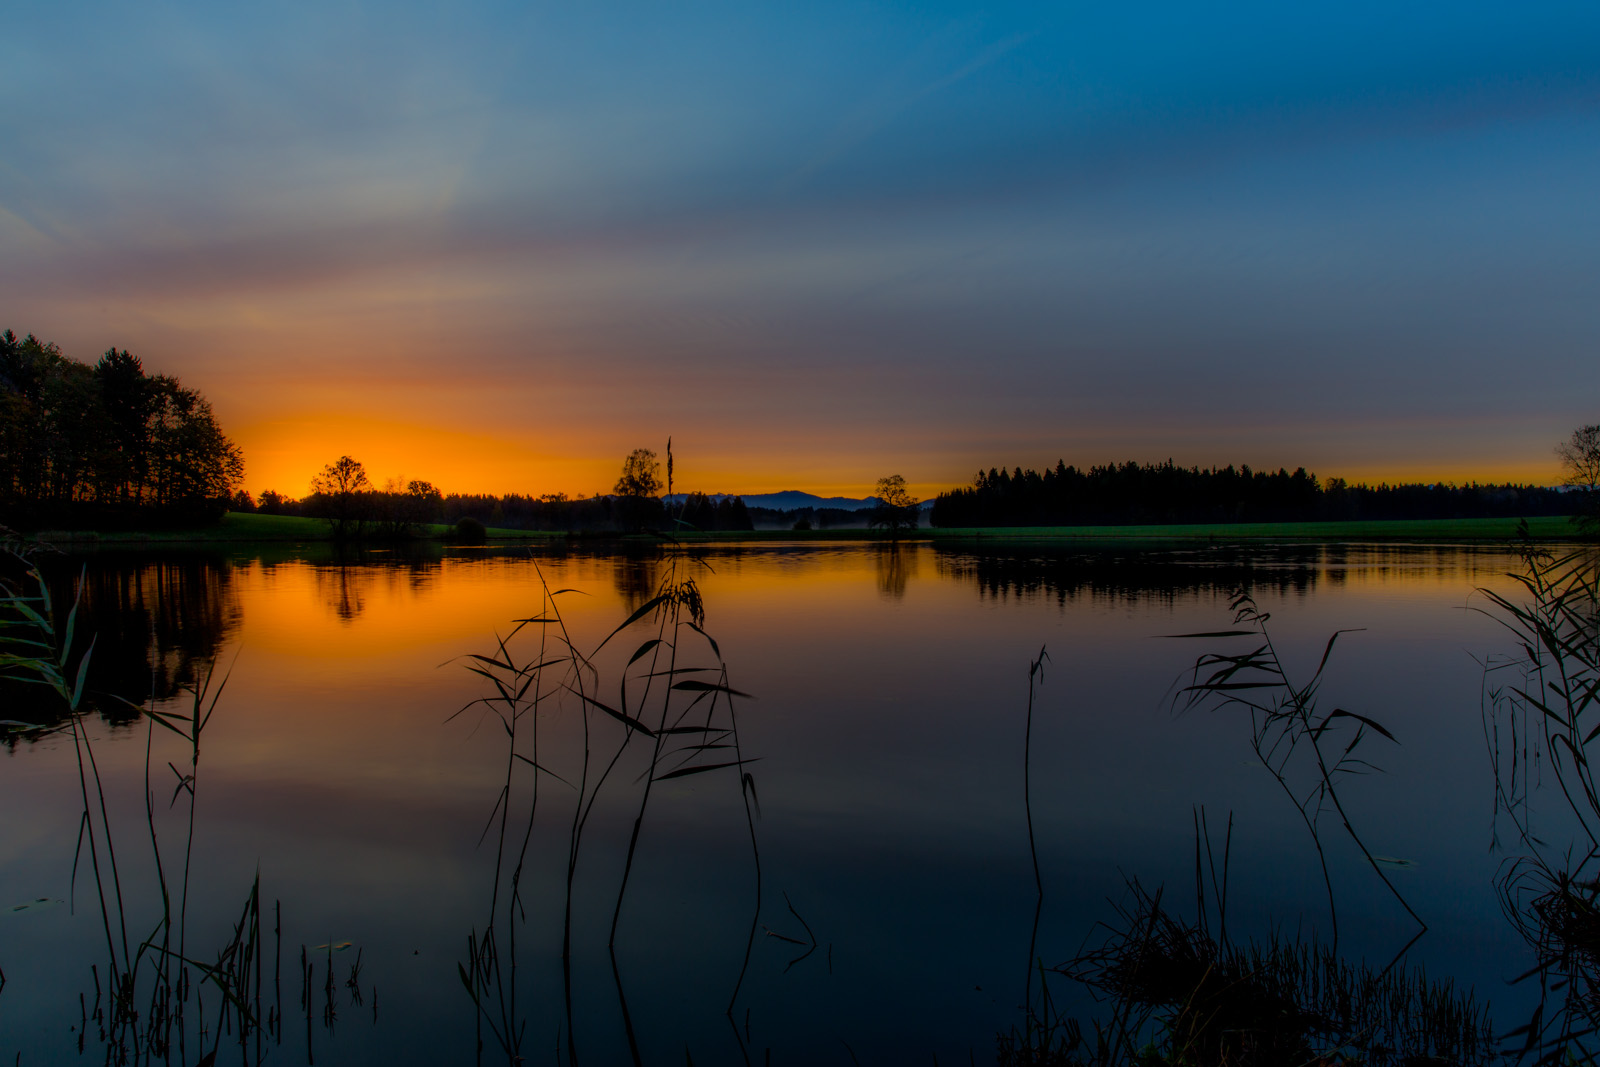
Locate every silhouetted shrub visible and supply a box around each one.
[455,516,487,544]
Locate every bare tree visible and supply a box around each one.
[310,455,371,540]
[1558,424,1600,535]
[869,473,919,537]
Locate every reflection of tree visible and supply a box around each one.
[936,543,1514,606]
[936,544,1322,607]
[611,549,661,610]
[875,543,918,599]
[315,564,369,623]
[4,556,241,728]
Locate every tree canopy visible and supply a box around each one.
[308,455,373,539]
[0,329,244,526]
[869,474,920,536]
[614,449,662,497]
[1558,423,1600,535]
[930,459,1570,528]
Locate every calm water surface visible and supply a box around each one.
[0,541,1554,1063]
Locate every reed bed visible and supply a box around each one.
[0,534,379,1065]
[1476,530,1600,1061]
[1169,590,1422,950]
[1009,879,1496,1067]
[1004,575,1500,1066]
[454,531,764,1066]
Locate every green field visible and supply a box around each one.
[33,512,557,544]
[676,515,1583,542]
[921,514,1584,542]
[27,511,1585,547]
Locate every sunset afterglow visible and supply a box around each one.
[7,3,1599,496]
[7,7,1600,1059]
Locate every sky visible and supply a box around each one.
[4,2,1600,498]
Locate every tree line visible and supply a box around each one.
[246,450,931,538]
[929,459,1573,528]
[0,330,244,527]
[246,449,757,538]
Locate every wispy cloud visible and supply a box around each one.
[5,1,1600,493]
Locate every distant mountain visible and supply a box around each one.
[663,490,876,511]
[737,490,879,511]
[663,490,932,512]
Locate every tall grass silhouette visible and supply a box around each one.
[1476,528,1600,1060]
[0,536,306,1065]
[1168,590,1422,950]
[455,538,762,1066]
[1001,581,1500,1065]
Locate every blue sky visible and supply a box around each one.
[4,2,1599,494]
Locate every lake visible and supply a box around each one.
[0,539,1560,1064]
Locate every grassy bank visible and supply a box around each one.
[26,511,1584,547]
[32,512,557,544]
[922,514,1583,542]
[676,514,1583,542]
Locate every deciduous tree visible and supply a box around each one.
[869,473,919,537]
[310,455,371,540]
[613,448,663,530]
[1558,423,1600,535]
[614,449,662,498]
[0,330,243,524]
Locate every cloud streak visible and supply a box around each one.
[5,1,1600,495]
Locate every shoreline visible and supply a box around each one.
[16,512,1585,549]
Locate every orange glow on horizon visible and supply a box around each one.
[235,413,967,501]
[1315,461,1564,488]
[236,414,594,499]
[232,415,1569,504]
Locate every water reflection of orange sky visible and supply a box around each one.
[240,559,589,665]
[236,416,589,499]
[238,550,897,666]
[237,544,1520,671]
[210,550,905,788]
[152,544,1539,837]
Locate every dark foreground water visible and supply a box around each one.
[0,540,1559,1063]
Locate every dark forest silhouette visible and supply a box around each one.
[4,326,1580,539]
[253,453,758,538]
[0,329,244,526]
[930,460,1572,528]
[250,487,850,533]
